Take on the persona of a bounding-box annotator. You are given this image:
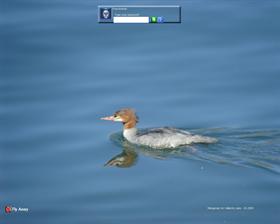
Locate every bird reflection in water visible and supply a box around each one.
[104,137,197,168]
[104,141,138,168]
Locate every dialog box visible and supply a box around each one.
[98,5,181,24]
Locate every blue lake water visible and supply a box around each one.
[1,0,280,223]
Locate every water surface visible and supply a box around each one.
[1,0,280,223]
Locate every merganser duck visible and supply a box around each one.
[101,108,217,149]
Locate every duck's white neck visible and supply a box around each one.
[123,127,137,142]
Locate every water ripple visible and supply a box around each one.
[107,128,280,173]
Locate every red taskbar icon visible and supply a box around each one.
[5,206,12,213]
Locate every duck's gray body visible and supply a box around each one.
[123,127,217,149]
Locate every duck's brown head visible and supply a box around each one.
[101,108,138,129]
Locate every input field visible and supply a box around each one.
[113,17,149,23]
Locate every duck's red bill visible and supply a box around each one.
[100,116,115,121]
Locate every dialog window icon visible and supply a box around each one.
[100,8,111,20]
[157,17,164,23]
[150,16,157,23]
